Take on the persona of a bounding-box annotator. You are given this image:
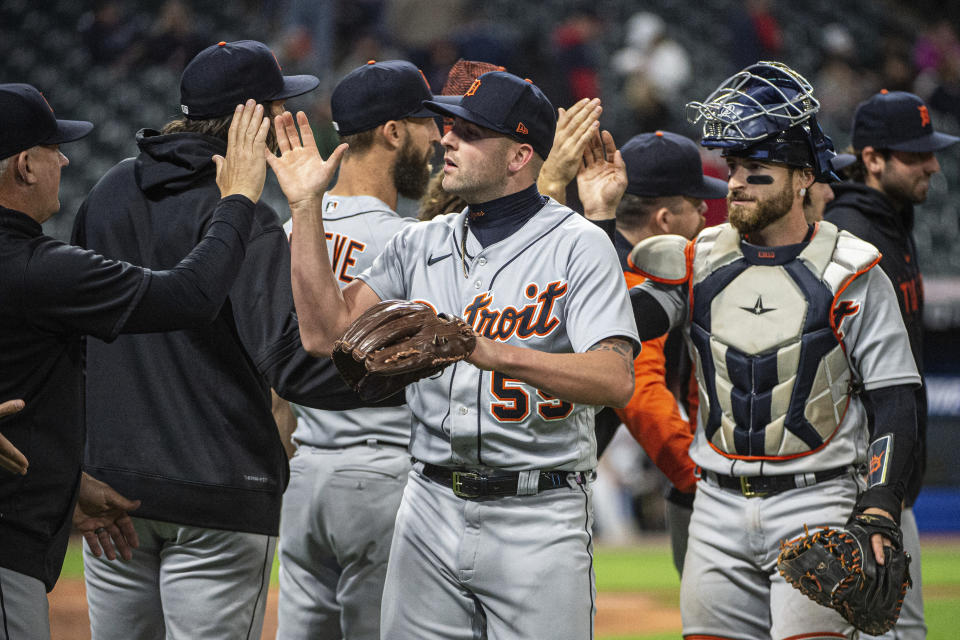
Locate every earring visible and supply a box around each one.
[799,187,807,197]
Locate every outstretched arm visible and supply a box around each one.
[467,336,635,407]
[267,111,381,356]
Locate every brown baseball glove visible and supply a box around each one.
[332,300,477,401]
[776,513,912,635]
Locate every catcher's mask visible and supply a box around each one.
[686,61,839,182]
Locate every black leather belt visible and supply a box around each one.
[704,466,849,498]
[420,463,585,499]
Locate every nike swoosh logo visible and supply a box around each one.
[427,253,452,266]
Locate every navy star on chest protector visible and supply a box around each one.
[690,258,838,457]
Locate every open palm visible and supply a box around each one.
[267,111,348,207]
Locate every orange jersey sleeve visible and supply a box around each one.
[615,271,698,493]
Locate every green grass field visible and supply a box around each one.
[60,536,960,639]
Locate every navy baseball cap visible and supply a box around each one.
[852,90,959,153]
[179,40,319,119]
[0,83,93,160]
[331,60,438,136]
[423,71,557,160]
[621,131,728,199]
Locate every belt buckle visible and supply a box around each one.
[451,471,483,498]
[739,476,767,498]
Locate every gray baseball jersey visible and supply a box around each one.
[283,194,414,447]
[358,199,640,471]
[278,193,415,640]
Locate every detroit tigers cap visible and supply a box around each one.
[179,40,319,120]
[851,90,959,153]
[423,71,557,160]
[0,83,93,160]
[621,131,728,199]
[331,60,438,136]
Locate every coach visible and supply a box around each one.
[0,83,268,639]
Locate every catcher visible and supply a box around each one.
[629,61,917,639]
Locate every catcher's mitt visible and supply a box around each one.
[776,513,912,635]
[332,300,477,401]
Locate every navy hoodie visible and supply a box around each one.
[72,130,364,535]
[825,182,926,506]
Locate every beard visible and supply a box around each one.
[727,179,794,235]
[392,137,432,200]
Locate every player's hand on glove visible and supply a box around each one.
[213,100,271,202]
[73,472,141,562]
[537,98,602,204]
[268,110,348,209]
[776,511,912,635]
[576,129,627,221]
[333,300,477,401]
[0,399,28,475]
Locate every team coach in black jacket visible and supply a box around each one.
[72,41,358,640]
[825,90,958,640]
[0,84,273,639]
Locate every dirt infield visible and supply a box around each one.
[48,578,680,638]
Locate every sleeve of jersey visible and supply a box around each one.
[217,225,385,411]
[563,225,640,355]
[841,267,921,391]
[631,279,687,339]
[354,223,410,302]
[614,333,698,493]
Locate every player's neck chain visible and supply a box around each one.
[461,215,470,278]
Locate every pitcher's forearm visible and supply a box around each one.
[289,201,353,355]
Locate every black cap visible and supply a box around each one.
[852,90,959,153]
[621,131,728,199]
[331,60,438,135]
[423,71,557,160]
[179,40,319,119]
[0,83,93,160]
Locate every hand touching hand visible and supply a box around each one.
[213,100,271,202]
[538,98,602,203]
[576,129,627,220]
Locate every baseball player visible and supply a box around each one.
[274,70,639,639]
[581,130,727,572]
[0,84,269,640]
[629,62,921,638]
[72,41,361,640]
[824,90,958,640]
[275,60,440,640]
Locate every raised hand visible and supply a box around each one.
[73,472,141,561]
[538,98,603,204]
[0,399,28,475]
[576,129,627,220]
[213,99,271,202]
[267,111,349,209]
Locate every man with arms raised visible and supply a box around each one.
[273,71,638,639]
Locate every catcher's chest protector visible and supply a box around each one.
[687,222,877,460]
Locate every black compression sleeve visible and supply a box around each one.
[854,383,918,523]
[122,195,254,332]
[630,288,671,341]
